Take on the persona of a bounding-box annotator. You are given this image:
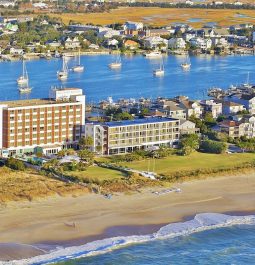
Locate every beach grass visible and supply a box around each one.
[119,152,255,175]
[49,7,255,28]
[0,167,88,203]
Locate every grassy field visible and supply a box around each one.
[0,167,88,203]
[49,7,255,28]
[120,152,255,175]
[66,165,125,182]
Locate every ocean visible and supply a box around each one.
[58,223,255,265]
[0,54,254,103]
[8,213,255,265]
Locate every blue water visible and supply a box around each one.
[0,55,254,103]
[56,224,255,265]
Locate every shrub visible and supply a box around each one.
[6,158,26,171]
[200,140,227,154]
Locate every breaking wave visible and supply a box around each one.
[4,213,255,265]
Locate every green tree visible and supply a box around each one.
[78,149,95,165]
[79,136,93,150]
[200,140,227,154]
[179,134,199,156]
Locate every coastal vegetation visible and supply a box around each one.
[0,167,88,204]
[49,7,255,28]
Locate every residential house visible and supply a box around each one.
[123,40,139,50]
[178,99,202,118]
[225,94,255,114]
[179,120,199,135]
[168,37,186,50]
[200,100,222,118]
[222,101,245,115]
[189,37,212,50]
[143,36,168,49]
[64,37,80,49]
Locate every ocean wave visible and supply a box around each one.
[3,213,255,265]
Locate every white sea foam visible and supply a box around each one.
[2,213,255,265]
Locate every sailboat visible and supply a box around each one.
[17,60,29,85]
[108,52,122,69]
[181,54,191,70]
[242,72,252,89]
[72,49,84,72]
[57,56,68,80]
[153,59,164,76]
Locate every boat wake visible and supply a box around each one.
[4,213,255,265]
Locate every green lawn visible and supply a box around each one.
[120,152,255,175]
[66,165,125,182]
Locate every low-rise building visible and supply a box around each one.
[0,88,85,157]
[179,120,200,135]
[222,101,245,115]
[86,117,180,155]
[200,100,222,118]
[225,94,255,114]
[64,37,80,49]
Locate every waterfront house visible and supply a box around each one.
[123,40,140,50]
[168,38,186,50]
[85,117,180,155]
[64,37,81,50]
[189,37,212,50]
[124,21,143,31]
[143,36,168,49]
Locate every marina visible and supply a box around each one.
[0,54,253,103]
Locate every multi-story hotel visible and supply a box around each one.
[86,117,180,155]
[0,88,85,157]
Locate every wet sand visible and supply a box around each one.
[0,171,255,261]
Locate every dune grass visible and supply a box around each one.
[49,7,255,28]
[0,167,88,203]
[119,152,255,175]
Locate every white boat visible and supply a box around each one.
[18,86,32,93]
[17,60,29,85]
[57,56,68,80]
[153,60,164,76]
[181,54,191,70]
[72,49,84,72]
[108,53,122,69]
[144,51,162,58]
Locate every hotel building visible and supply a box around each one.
[0,88,85,157]
[86,117,180,155]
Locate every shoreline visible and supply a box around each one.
[1,171,255,261]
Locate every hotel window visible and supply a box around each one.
[25,128,29,132]
[33,140,37,145]
[40,127,44,130]
[18,110,22,114]
[10,129,14,133]
[33,127,37,132]
[25,141,30,145]
[10,110,14,114]
[10,117,14,121]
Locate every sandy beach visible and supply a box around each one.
[1,171,255,261]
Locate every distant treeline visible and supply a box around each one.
[120,2,255,10]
